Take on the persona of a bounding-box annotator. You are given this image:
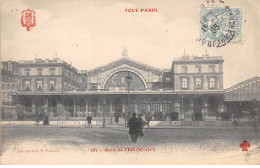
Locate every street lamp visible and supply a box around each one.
[126,72,132,124]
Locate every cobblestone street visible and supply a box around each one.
[1,126,260,164]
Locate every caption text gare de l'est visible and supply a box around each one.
[125,8,158,13]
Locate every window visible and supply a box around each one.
[36,81,43,91]
[151,99,160,112]
[195,78,202,89]
[209,78,215,88]
[25,81,31,91]
[209,65,215,73]
[195,66,201,73]
[6,84,10,90]
[1,84,5,90]
[11,84,15,90]
[49,80,55,90]
[181,66,187,73]
[166,78,171,83]
[25,69,30,76]
[50,68,55,75]
[182,78,188,89]
[38,69,43,75]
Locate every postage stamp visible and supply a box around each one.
[199,6,243,47]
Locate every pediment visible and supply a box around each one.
[87,57,164,77]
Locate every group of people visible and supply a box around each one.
[128,113,144,143]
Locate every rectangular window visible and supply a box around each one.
[49,80,55,90]
[166,78,171,83]
[50,68,55,75]
[38,69,43,75]
[24,81,31,91]
[195,78,202,89]
[209,78,216,89]
[36,81,43,91]
[181,66,187,73]
[181,78,188,89]
[195,66,201,73]
[209,65,215,73]
[25,69,30,76]
[1,84,5,90]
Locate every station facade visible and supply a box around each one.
[5,50,225,121]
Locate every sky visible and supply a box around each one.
[1,0,260,88]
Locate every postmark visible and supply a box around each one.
[21,9,36,31]
[197,5,243,47]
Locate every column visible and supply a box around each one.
[44,97,48,115]
[110,104,113,117]
[98,104,101,117]
[122,104,125,113]
[74,103,77,117]
[203,100,208,117]
[32,98,36,115]
[85,99,88,115]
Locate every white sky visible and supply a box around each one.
[1,0,260,88]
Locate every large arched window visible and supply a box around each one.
[104,71,146,90]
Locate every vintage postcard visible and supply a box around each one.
[0,0,260,165]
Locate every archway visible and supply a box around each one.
[103,71,146,90]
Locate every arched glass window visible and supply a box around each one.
[151,99,160,112]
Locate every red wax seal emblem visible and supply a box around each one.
[21,9,36,31]
[240,140,250,151]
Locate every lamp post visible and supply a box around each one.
[126,72,132,124]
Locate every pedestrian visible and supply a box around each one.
[35,115,40,126]
[87,114,93,127]
[146,116,151,128]
[137,114,144,137]
[128,113,138,143]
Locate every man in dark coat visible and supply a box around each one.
[137,114,144,137]
[128,113,138,143]
[87,114,93,127]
